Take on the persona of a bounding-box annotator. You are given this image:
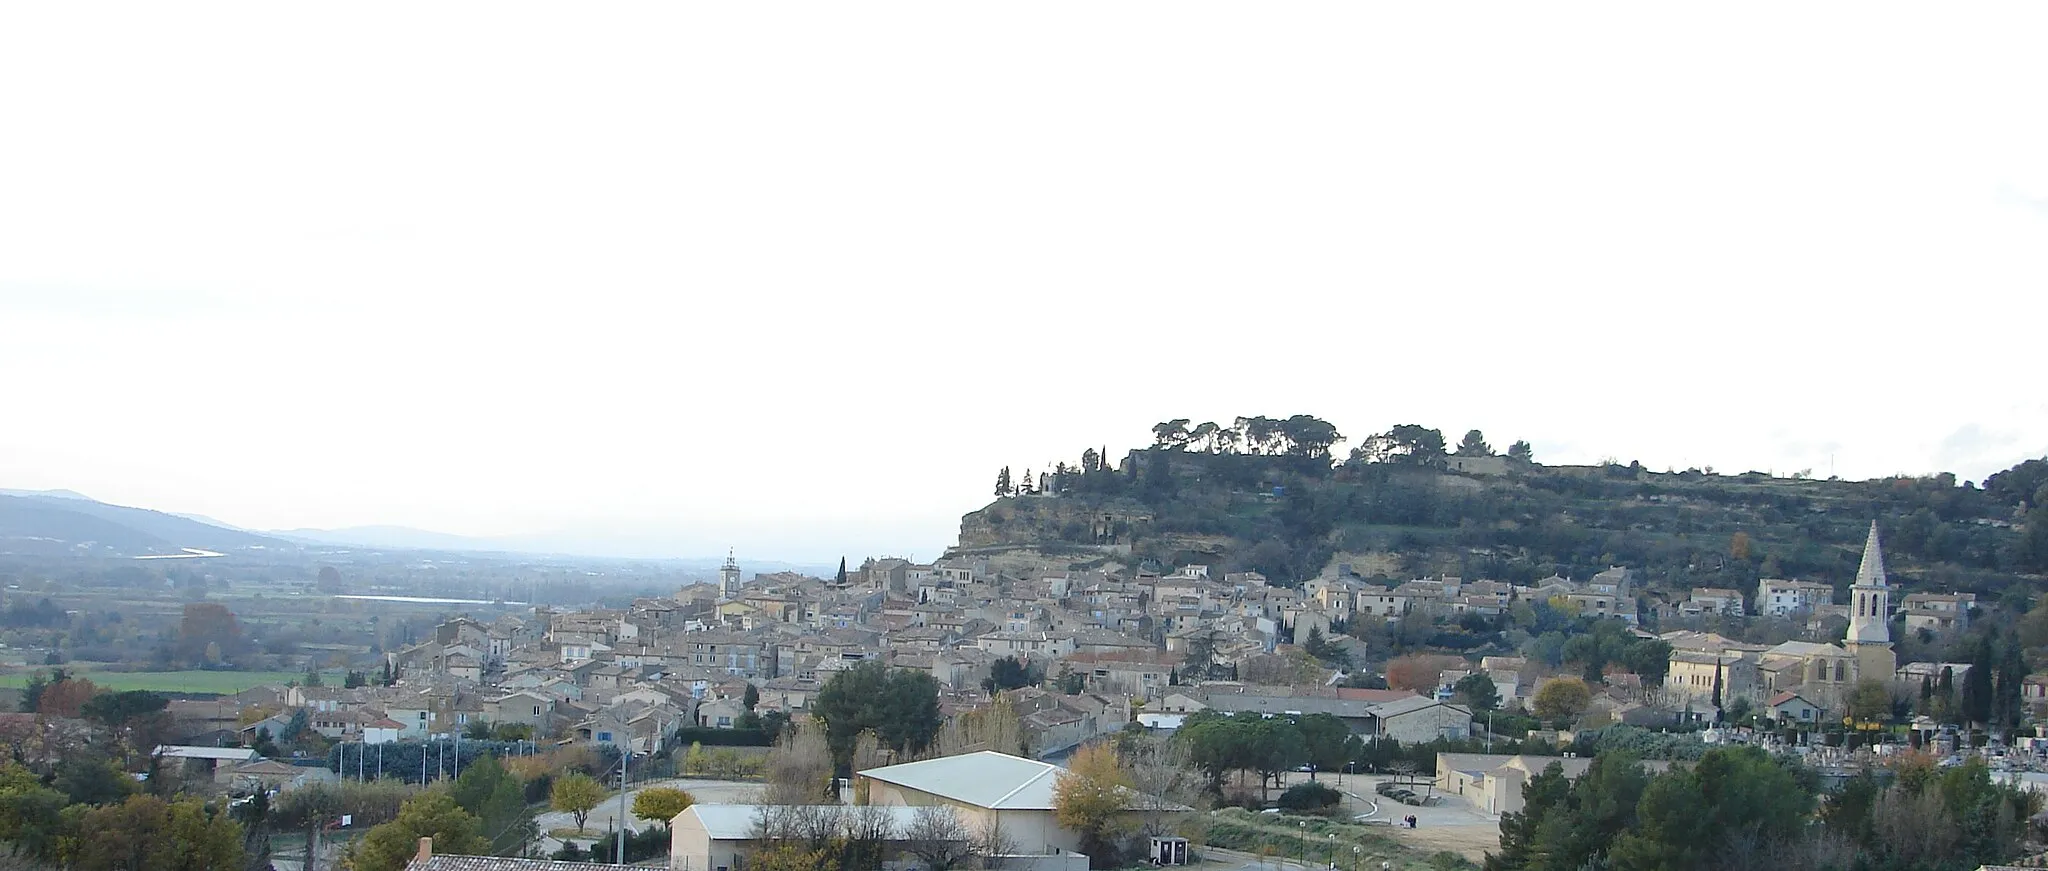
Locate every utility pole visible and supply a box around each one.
[615,742,632,864]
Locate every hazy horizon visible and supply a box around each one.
[3,5,2044,563]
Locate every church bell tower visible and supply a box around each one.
[719,549,742,600]
[1845,521,1896,682]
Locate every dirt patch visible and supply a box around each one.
[1377,824,1499,863]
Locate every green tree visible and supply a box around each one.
[550,772,604,833]
[1356,424,1447,467]
[984,656,1042,692]
[1456,430,1493,457]
[1296,713,1353,779]
[1247,714,1308,799]
[347,791,489,871]
[0,764,71,863]
[1525,753,1648,871]
[994,467,1013,497]
[450,754,534,855]
[632,787,695,830]
[1507,440,1533,462]
[69,794,246,871]
[1151,420,1192,450]
[55,756,134,807]
[1995,630,2029,734]
[1486,760,1571,871]
[1962,633,1995,726]
[813,661,942,767]
[1454,673,1500,712]
[1608,746,1812,871]
[1847,679,1892,723]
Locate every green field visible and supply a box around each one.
[0,669,343,694]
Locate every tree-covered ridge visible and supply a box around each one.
[969,417,2048,597]
[1485,747,2037,871]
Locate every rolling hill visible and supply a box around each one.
[0,492,291,557]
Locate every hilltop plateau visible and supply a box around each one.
[952,417,2048,604]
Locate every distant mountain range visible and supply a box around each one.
[0,487,833,572]
[0,489,290,557]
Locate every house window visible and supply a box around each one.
[716,716,732,728]
[597,731,613,742]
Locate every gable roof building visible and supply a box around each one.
[856,750,1179,856]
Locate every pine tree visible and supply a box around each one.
[994,467,1013,497]
[835,558,848,585]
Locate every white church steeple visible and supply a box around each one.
[1847,521,1891,643]
[1846,521,1896,680]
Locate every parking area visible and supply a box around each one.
[1271,772,1503,863]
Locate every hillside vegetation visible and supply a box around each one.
[959,417,2048,600]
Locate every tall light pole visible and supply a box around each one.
[615,741,631,864]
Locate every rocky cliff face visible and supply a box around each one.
[955,495,1153,549]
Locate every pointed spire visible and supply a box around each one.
[1855,521,1887,587]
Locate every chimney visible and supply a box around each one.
[416,837,433,863]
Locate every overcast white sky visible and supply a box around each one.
[2,5,2045,563]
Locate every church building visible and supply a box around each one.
[1666,521,1897,714]
[1755,521,1895,709]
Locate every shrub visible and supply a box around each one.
[1277,781,1342,812]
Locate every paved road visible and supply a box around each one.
[536,777,763,853]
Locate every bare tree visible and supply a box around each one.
[749,802,842,848]
[763,724,834,805]
[932,694,1026,758]
[851,730,888,802]
[903,805,974,871]
[974,815,1018,869]
[1120,732,1202,840]
[842,803,900,871]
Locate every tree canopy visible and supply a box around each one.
[812,660,943,768]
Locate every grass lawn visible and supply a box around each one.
[0,668,343,694]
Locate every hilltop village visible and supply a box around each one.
[138,520,2017,773]
[4,446,2046,871]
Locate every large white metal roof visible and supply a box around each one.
[858,750,1065,810]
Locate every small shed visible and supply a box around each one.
[1148,836,1189,866]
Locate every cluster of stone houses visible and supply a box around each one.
[1301,565,1640,626]
[1655,524,1997,724]
[187,550,1515,761]
[158,523,2007,782]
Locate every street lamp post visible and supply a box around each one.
[1297,822,1306,866]
[1326,834,1335,869]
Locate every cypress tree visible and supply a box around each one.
[1962,635,1995,727]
